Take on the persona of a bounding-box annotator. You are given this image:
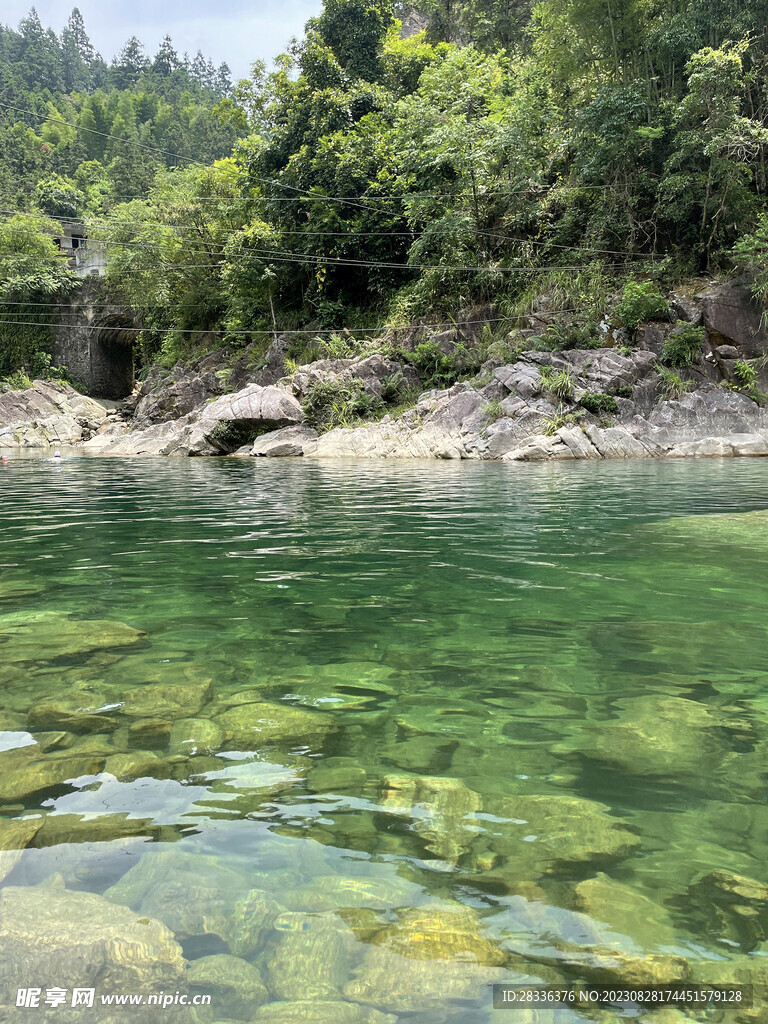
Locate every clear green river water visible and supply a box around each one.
[2,456,768,1023]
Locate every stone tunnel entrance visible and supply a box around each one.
[89,317,136,399]
[53,282,138,399]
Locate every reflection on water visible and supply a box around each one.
[2,457,768,1022]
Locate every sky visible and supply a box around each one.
[2,1,324,81]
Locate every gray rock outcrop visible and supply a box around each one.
[10,275,768,461]
[128,364,225,427]
[87,383,304,456]
[251,425,319,457]
[289,353,418,401]
[0,381,107,448]
[698,274,768,355]
[186,384,304,454]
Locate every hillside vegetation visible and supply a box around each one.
[1,0,767,384]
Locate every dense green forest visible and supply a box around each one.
[1,0,768,381]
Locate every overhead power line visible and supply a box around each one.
[0,204,654,258]
[0,208,648,272]
[0,100,662,217]
[0,309,583,337]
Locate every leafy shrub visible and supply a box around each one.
[285,337,321,366]
[483,398,504,422]
[655,364,692,401]
[733,359,758,387]
[661,324,705,366]
[1,353,87,393]
[542,407,584,436]
[316,332,359,359]
[304,377,380,429]
[402,340,457,388]
[489,341,524,365]
[616,281,669,332]
[610,383,634,398]
[733,213,768,307]
[746,387,767,406]
[1,369,33,391]
[538,365,575,401]
[728,360,766,404]
[380,371,409,403]
[530,321,602,351]
[579,391,619,415]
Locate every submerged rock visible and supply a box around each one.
[253,1002,396,1024]
[28,701,121,734]
[31,811,159,848]
[0,612,145,664]
[558,694,731,779]
[128,718,172,748]
[584,948,691,987]
[638,508,768,557]
[281,661,397,710]
[279,874,422,915]
[372,904,507,966]
[306,757,367,794]
[345,942,505,1015]
[686,870,768,950]
[104,848,249,946]
[572,873,680,950]
[0,885,185,1000]
[103,751,170,782]
[121,679,213,719]
[215,701,333,750]
[265,912,359,1001]
[187,954,268,1019]
[379,774,481,865]
[169,717,223,755]
[0,575,46,602]
[0,814,43,882]
[229,890,283,958]
[0,744,105,802]
[588,619,768,678]
[476,793,640,884]
[343,899,508,1014]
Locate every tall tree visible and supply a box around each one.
[152,35,179,77]
[18,7,63,91]
[110,36,150,89]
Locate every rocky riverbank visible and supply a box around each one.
[3,276,768,461]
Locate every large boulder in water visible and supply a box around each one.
[250,425,318,457]
[104,848,249,947]
[187,384,304,454]
[0,380,107,448]
[91,384,305,456]
[343,902,507,1014]
[254,1003,396,1024]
